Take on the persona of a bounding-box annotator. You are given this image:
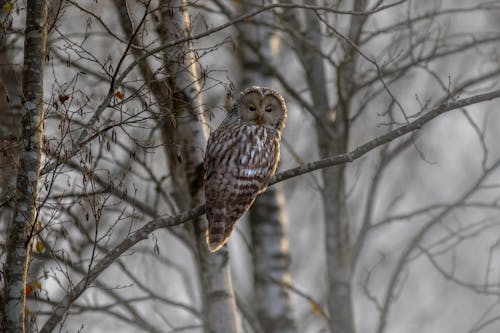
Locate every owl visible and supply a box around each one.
[204,86,287,252]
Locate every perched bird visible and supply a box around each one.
[204,86,287,252]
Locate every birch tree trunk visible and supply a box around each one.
[113,2,239,331]
[2,0,47,332]
[236,2,297,332]
[156,1,239,332]
[249,185,296,333]
[286,1,365,331]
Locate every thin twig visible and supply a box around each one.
[40,87,500,333]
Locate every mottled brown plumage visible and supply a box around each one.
[204,86,287,252]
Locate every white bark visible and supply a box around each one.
[157,1,239,332]
[2,0,47,332]
[37,84,500,332]
[249,186,296,333]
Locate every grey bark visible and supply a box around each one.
[38,84,500,332]
[320,3,365,333]
[249,185,296,333]
[285,1,366,331]
[2,0,48,332]
[156,1,239,332]
[113,1,239,331]
[235,2,297,332]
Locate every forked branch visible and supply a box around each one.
[40,87,500,333]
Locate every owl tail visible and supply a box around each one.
[206,217,236,252]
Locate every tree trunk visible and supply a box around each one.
[2,0,48,332]
[286,1,365,331]
[303,15,354,333]
[235,2,297,332]
[249,185,296,333]
[156,1,239,332]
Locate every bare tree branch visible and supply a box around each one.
[41,1,410,175]
[39,86,500,332]
[272,88,500,185]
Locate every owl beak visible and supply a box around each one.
[256,113,264,125]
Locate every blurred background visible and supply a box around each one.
[2,0,500,332]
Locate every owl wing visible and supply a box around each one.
[204,123,279,252]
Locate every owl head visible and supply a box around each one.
[235,86,287,131]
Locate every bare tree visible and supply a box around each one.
[155,1,239,332]
[231,1,297,332]
[2,1,500,333]
[2,0,48,331]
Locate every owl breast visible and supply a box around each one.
[232,125,277,184]
[203,85,287,252]
[204,121,280,251]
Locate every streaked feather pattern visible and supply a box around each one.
[204,86,287,252]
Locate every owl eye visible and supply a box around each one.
[249,105,256,112]
[265,107,273,113]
